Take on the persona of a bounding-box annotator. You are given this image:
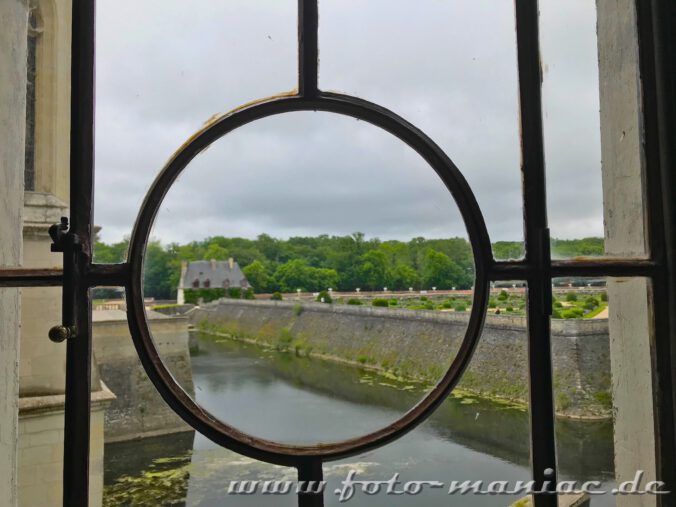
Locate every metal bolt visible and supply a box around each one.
[48,325,75,343]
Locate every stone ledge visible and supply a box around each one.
[19,386,116,418]
[200,298,608,334]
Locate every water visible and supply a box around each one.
[104,333,615,506]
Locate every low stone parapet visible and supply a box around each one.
[191,299,610,418]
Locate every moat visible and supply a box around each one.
[104,332,616,506]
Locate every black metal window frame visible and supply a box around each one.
[1,1,675,507]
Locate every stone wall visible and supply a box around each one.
[191,299,611,418]
[93,310,195,442]
[0,1,26,503]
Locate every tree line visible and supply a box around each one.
[94,233,604,299]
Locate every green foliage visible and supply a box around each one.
[346,298,363,305]
[492,241,525,260]
[103,453,191,507]
[389,264,419,291]
[203,243,229,261]
[227,287,242,299]
[293,303,303,316]
[488,298,497,308]
[424,302,435,310]
[553,301,563,308]
[388,299,398,306]
[94,239,128,264]
[372,298,389,307]
[551,237,604,258]
[566,292,578,302]
[585,296,600,306]
[271,291,283,301]
[273,259,338,293]
[600,291,608,302]
[454,303,467,312]
[242,260,271,293]
[583,304,608,319]
[562,307,585,319]
[183,288,225,304]
[506,306,514,312]
[95,234,604,299]
[594,390,612,409]
[144,241,176,299]
[552,308,562,319]
[316,290,333,304]
[244,287,256,300]
[277,327,293,349]
[421,248,471,290]
[442,302,452,309]
[556,392,572,411]
[152,304,182,310]
[420,296,428,301]
[498,290,509,301]
[357,250,389,290]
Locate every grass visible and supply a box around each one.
[153,303,183,310]
[583,303,608,319]
[328,290,607,319]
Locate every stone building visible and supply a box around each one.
[177,258,250,304]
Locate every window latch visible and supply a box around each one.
[48,216,81,342]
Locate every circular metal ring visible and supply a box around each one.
[126,91,492,466]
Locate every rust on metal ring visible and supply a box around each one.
[125,92,492,466]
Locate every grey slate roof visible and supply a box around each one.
[178,260,250,289]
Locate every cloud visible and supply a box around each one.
[94,0,603,245]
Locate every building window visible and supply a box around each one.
[203,279,210,288]
[24,7,41,192]
[192,279,199,288]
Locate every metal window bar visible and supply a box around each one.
[0,0,674,506]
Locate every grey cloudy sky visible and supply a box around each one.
[94,0,603,245]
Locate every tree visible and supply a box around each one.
[243,260,271,293]
[420,249,470,289]
[94,233,605,301]
[94,238,129,263]
[203,243,229,260]
[144,241,175,299]
[273,259,309,292]
[272,259,338,293]
[357,250,390,290]
[256,233,281,262]
[390,264,418,290]
[492,241,525,260]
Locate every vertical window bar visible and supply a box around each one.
[297,459,324,507]
[635,0,676,499]
[62,0,96,505]
[514,1,558,506]
[298,0,319,97]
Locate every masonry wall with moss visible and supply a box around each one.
[190,299,611,418]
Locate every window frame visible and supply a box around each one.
[0,1,674,506]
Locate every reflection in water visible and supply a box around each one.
[105,333,615,506]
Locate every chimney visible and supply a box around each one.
[180,260,188,283]
[211,259,217,271]
[228,257,234,270]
